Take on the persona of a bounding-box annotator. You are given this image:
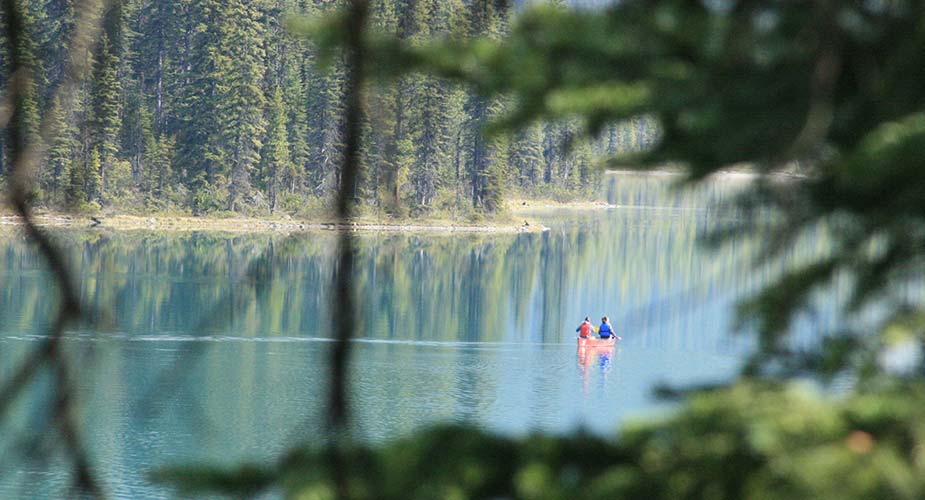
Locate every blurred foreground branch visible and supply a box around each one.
[327,2,367,499]
[328,0,367,432]
[0,0,108,496]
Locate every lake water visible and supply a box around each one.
[0,173,841,499]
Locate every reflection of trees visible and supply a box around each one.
[2,176,836,356]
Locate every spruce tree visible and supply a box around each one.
[175,0,223,204]
[142,131,174,207]
[84,149,101,205]
[10,0,42,154]
[131,0,188,135]
[316,63,346,194]
[215,0,267,212]
[64,150,84,207]
[263,85,291,213]
[510,124,545,189]
[463,1,511,211]
[44,95,77,202]
[372,0,414,214]
[122,94,148,181]
[408,0,454,208]
[90,34,122,204]
[282,58,309,194]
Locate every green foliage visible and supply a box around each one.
[155,381,925,500]
[151,463,274,498]
[64,152,84,208]
[107,159,133,202]
[191,175,230,215]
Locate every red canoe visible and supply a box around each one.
[577,336,619,347]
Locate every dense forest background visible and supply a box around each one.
[0,0,655,217]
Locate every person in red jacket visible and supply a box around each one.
[576,317,594,338]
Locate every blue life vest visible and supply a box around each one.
[599,323,614,338]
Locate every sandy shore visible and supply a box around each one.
[507,199,615,212]
[0,212,548,234]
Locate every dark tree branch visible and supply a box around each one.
[328,1,368,498]
[328,0,367,432]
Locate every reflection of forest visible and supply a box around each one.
[1,176,838,350]
[0,176,847,498]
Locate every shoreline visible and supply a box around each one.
[507,199,615,212]
[605,167,806,179]
[0,212,549,234]
[0,170,801,234]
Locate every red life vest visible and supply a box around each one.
[579,322,592,338]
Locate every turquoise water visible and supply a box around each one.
[0,174,839,498]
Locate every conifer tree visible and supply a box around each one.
[44,95,77,201]
[482,132,509,212]
[131,0,188,134]
[84,149,101,204]
[463,1,511,211]
[407,0,454,208]
[573,139,595,192]
[215,0,268,211]
[11,1,42,151]
[121,93,148,180]
[373,0,415,214]
[175,0,223,205]
[263,85,292,213]
[511,124,545,189]
[64,150,84,207]
[316,63,346,194]
[90,34,122,203]
[282,59,309,193]
[142,132,174,207]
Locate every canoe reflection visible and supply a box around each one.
[577,338,616,390]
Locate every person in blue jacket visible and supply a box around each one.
[598,316,616,339]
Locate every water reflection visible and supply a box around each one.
[0,173,842,499]
[577,340,617,393]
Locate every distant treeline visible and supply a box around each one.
[0,0,656,216]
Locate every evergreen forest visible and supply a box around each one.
[0,0,655,217]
